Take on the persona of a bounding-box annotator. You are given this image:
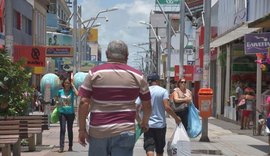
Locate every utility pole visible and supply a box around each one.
[78,5,82,72]
[156,28,161,76]
[73,0,78,74]
[5,0,13,59]
[179,0,185,78]
[166,14,172,95]
[199,0,211,142]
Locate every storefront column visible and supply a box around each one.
[225,45,231,108]
[256,62,262,134]
[216,47,222,115]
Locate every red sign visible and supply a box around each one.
[174,65,179,81]
[183,65,194,81]
[13,45,46,67]
[174,65,194,81]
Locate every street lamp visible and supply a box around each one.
[74,7,118,73]
[133,44,152,74]
[139,21,163,77]
[78,23,101,71]
[81,7,118,42]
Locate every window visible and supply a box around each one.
[21,15,32,35]
[14,11,21,30]
[234,0,246,13]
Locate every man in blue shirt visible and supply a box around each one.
[136,73,181,156]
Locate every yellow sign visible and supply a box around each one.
[88,28,98,42]
[33,67,44,74]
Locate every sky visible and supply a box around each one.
[77,0,155,67]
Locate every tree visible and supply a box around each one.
[0,50,34,116]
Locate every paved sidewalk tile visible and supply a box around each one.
[16,115,270,156]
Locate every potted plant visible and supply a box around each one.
[0,50,34,116]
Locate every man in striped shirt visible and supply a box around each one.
[78,40,152,156]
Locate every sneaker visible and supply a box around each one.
[58,148,64,153]
[68,146,73,151]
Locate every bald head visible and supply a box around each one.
[106,40,128,63]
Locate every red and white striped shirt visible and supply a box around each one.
[79,62,151,138]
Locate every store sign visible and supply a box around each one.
[174,65,179,81]
[174,65,194,81]
[13,45,46,67]
[46,46,73,57]
[156,0,180,4]
[183,65,194,81]
[245,32,270,54]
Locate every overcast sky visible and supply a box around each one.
[77,0,155,66]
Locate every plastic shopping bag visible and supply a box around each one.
[50,106,59,123]
[167,123,191,156]
[187,102,202,138]
[135,123,142,141]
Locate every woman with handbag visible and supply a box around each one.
[172,78,192,130]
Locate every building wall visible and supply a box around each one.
[13,0,32,45]
[32,0,49,45]
[248,0,270,21]
[217,0,247,35]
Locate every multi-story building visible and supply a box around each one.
[1,0,49,87]
[46,0,73,77]
[207,0,270,124]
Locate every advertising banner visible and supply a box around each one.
[156,0,180,4]
[13,45,46,67]
[174,65,179,81]
[174,65,194,81]
[46,32,73,46]
[88,28,98,42]
[244,32,270,54]
[183,65,194,81]
[46,46,73,57]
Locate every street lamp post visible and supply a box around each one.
[73,7,118,73]
[133,44,151,74]
[139,21,163,77]
[80,7,118,42]
[73,0,78,74]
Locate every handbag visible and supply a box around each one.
[50,106,59,123]
[237,99,246,109]
[167,123,191,156]
[187,102,202,138]
[172,91,188,112]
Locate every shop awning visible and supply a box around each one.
[248,13,270,28]
[210,23,260,48]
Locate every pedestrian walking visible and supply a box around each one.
[135,73,181,156]
[264,94,270,155]
[235,81,244,123]
[242,86,255,129]
[172,78,192,131]
[55,77,78,153]
[78,40,152,156]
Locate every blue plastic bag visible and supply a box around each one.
[187,102,202,138]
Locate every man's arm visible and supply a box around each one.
[78,97,91,146]
[140,100,152,132]
[163,99,181,125]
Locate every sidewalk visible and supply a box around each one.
[18,115,270,156]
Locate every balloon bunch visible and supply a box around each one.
[255,53,270,71]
